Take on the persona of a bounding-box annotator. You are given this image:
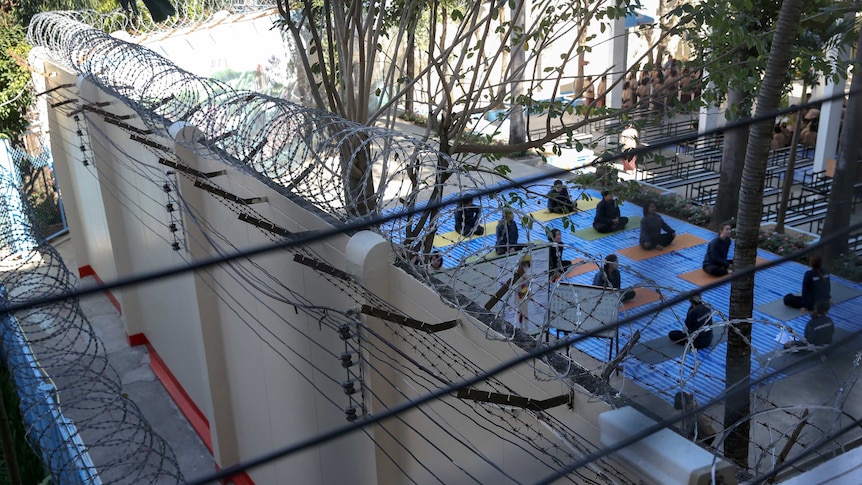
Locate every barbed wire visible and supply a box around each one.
[24,9,862,484]
[0,171,184,484]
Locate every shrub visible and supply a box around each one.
[757,230,809,257]
[833,252,862,282]
[629,189,712,226]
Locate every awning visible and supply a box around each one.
[625,12,655,28]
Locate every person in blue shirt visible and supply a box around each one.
[783,254,831,311]
[593,190,628,233]
[546,180,576,214]
[702,223,733,276]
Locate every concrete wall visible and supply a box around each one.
[37,59,632,484]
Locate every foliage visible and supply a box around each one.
[398,111,428,127]
[0,364,49,484]
[0,12,32,140]
[629,189,713,226]
[678,0,854,110]
[832,252,862,282]
[757,230,808,257]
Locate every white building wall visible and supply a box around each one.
[36,41,633,485]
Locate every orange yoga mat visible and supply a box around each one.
[622,287,662,310]
[678,257,769,286]
[564,258,600,278]
[617,233,707,262]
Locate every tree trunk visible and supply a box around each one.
[725,0,805,469]
[820,27,862,266]
[508,0,527,148]
[710,89,750,231]
[404,28,416,114]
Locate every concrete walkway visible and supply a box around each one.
[53,234,216,483]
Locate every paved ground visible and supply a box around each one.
[40,117,861,482]
[53,234,217,484]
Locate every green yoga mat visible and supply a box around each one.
[574,216,642,241]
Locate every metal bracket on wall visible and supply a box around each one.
[360,305,458,333]
[456,388,571,412]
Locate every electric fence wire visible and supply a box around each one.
[0,173,184,484]
[22,8,862,484]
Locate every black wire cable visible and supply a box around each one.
[21,69,862,482]
[183,217,862,484]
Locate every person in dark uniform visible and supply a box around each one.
[546,180,576,214]
[547,228,572,280]
[669,294,713,349]
[591,254,636,302]
[702,224,733,276]
[784,300,835,349]
[784,254,831,311]
[593,190,628,233]
[639,200,675,250]
[454,195,484,237]
[495,210,521,255]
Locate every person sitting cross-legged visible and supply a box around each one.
[639,200,675,250]
[784,300,835,350]
[669,294,713,350]
[702,223,733,276]
[546,179,577,214]
[591,254,636,302]
[593,190,628,233]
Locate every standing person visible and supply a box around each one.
[547,228,572,280]
[636,77,651,111]
[784,254,831,311]
[593,190,629,233]
[702,223,733,276]
[621,81,634,109]
[783,300,835,349]
[639,201,676,250]
[591,254,636,302]
[620,124,639,173]
[454,195,484,237]
[668,294,713,349]
[546,179,576,214]
[584,76,595,106]
[596,75,607,108]
[495,210,521,255]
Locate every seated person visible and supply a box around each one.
[784,300,834,349]
[669,294,713,350]
[495,210,522,255]
[784,254,831,312]
[639,201,675,250]
[547,228,572,280]
[674,391,717,445]
[593,190,629,233]
[411,251,444,271]
[702,223,733,276]
[454,196,485,237]
[546,180,576,214]
[591,254,636,302]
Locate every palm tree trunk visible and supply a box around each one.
[821,27,862,266]
[725,0,805,469]
[710,89,750,231]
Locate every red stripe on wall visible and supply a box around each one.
[216,464,256,485]
[78,265,122,315]
[128,333,213,453]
